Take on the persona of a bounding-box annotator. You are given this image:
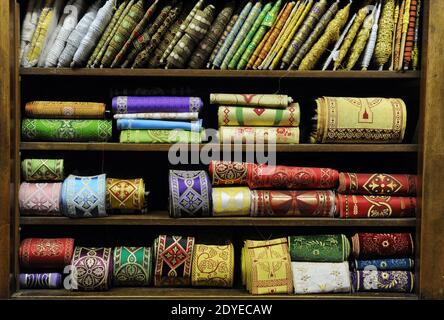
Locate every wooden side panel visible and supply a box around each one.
[0,0,11,299]
[419,0,444,299]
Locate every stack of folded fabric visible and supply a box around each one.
[154,235,235,287]
[113,96,205,143]
[336,172,417,218]
[19,238,74,289]
[350,233,415,293]
[19,159,64,216]
[242,237,293,295]
[211,93,300,144]
[20,1,422,71]
[209,160,338,217]
[21,101,112,142]
[289,234,351,294]
[310,97,408,144]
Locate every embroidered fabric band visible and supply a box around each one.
[191,243,234,287]
[336,194,416,218]
[212,187,251,216]
[251,190,336,217]
[288,235,350,262]
[112,96,204,114]
[154,235,195,287]
[292,262,351,294]
[106,178,146,211]
[20,238,75,270]
[71,247,113,291]
[243,238,293,295]
[338,172,417,196]
[113,246,152,287]
[351,233,414,259]
[351,270,414,293]
[21,159,64,181]
[19,273,62,289]
[61,174,107,218]
[169,170,212,218]
[25,101,106,118]
[311,97,407,144]
[19,182,62,216]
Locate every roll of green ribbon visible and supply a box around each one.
[22,119,112,142]
[113,246,152,287]
[288,234,350,262]
[21,159,64,182]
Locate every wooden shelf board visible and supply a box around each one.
[20,212,417,227]
[19,68,421,79]
[20,142,419,153]
[12,288,418,300]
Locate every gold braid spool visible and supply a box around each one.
[333,6,369,71]
[299,4,351,70]
[374,0,395,69]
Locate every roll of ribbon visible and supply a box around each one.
[336,194,417,218]
[353,258,414,271]
[120,130,204,144]
[22,119,112,142]
[114,112,199,120]
[218,104,300,127]
[210,93,293,108]
[169,170,212,217]
[292,262,351,294]
[209,160,251,186]
[248,164,339,189]
[71,247,112,291]
[20,238,74,270]
[338,172,417,196]
[19,273,62,289]
[112,96,204,114]
[113,246,152,287]
[106,178,146,211]
[19,182,62,216]
[212,187,251,216]
[243,238,293,294]
[352,233,414,258]
[311,97,407,144]
[219,126,300,144]
[21,159,64,181]
[24,101,106,119]
[116,119,203,131]
[289,235,350,262]
[61,174,107,218]
[191,243,235,287]
[351,270,414,293]
[251,190,336,217]
[154,235,195,287]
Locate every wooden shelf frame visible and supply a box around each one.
[20,142,419,153]
[19,213,417,227]
[20,68,421,79]
[12,288,418,300]
[1,0,443,300]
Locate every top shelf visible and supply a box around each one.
[19,68,421,79]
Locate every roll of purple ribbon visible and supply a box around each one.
[19,273,62,289]
[112,96,204,114]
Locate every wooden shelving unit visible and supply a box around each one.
[1,0,444,300]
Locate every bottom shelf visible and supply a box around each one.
[12,288,418,300]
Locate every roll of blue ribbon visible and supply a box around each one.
[61,174,107,218]
[354,258,414,271]
[116,119,203,131]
